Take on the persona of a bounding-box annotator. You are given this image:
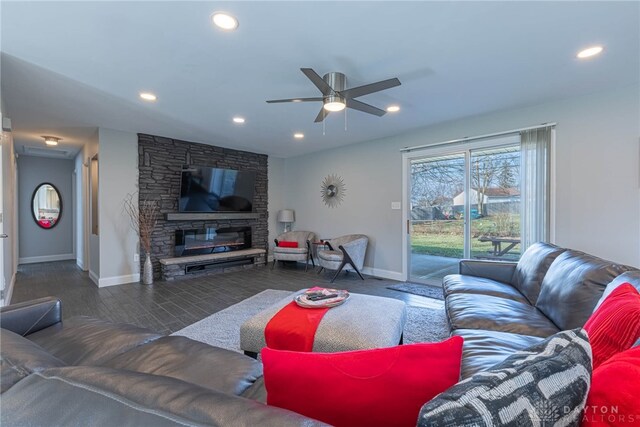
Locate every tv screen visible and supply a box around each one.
[179,166,256,212]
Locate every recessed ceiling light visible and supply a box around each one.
[577,46,604,59]
[233,116,245,124]
[386,105,400,113]
[139,92,157,101]
[293,133,304,139]
[212,12,238,30]
[42,136,61,146]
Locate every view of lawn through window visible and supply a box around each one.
[410,144,521,282]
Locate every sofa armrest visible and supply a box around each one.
[459,260,517,284]
[0,296,62,336]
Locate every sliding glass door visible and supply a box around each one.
[409,154,466,284]
[469,146,521,261]
[407,137,523,284]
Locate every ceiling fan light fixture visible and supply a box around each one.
[212,12,238,30]
[43,136,61,146]
[294,133,304,139]
[323,101,346,112]
[323,93,346,112]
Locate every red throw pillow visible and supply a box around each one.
[584,283,640,369]
[262,337,463,427]
[582,346,640,426]
[277,241,299,248]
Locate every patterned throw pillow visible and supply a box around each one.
[418,328,592,427]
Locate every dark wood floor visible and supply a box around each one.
[11,261,441,335]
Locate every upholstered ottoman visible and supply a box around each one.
[240,290,407,357]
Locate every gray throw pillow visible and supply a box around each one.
[418,328,592,427]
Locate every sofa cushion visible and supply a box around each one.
[446,293,559,338]
[452,329,544,379]
[511,242,565,305]
[584,283,640,370]
[262,338,463,427]
[0,329,66,393]
[103,336,263,396]
[0,366,327,427]
[26,316,162,366]
[535,250,633,331]
[583,346,640,426]
[593,270,640,310]
[443,274,529,303]
[418,328,592,427]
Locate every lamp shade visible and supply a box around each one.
[277,209,295,223]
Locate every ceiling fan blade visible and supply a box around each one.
[340,77,401,99]
[266,97,324,103]
[301,68,333,96]
[314,107,329,123]
[346,98,386,117]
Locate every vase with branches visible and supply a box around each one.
[124,193,158,285]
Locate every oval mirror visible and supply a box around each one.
[32,183,62,229]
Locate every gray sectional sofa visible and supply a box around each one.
[2,242,639,426]
[443,242,640,378]
[0,298,327,426]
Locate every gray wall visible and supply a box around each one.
[281,84,640,277]
[97,128,138,285]
[267,156,286,258]
[1,117,18,303]
[18,156,74,263]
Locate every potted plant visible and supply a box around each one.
[124,193,158,285]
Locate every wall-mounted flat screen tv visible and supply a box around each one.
[179,166,256,212]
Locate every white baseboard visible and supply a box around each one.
[361,266,404,281]
[98,273,141,288]
[19,253,75,264]
[89,270,99,285]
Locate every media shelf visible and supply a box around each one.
[165,212,260,221]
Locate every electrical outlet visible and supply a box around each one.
[134,254,140,262]
[391,202,401,210]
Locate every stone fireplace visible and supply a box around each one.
[138,134,268,280]
[175,227,252,257]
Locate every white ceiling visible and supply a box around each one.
[1,1,638,159]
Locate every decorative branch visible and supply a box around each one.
[123,193,158,254]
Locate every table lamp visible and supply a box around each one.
[277,209,295,232]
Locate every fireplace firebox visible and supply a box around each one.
[175,227,251,257]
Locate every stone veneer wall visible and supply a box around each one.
[138,134,268,279]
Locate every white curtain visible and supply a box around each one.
[520,126,552,250]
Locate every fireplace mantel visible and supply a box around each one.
[165,212,260,221]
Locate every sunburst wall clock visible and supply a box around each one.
[321,174,346,208]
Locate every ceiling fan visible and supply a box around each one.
[266,68,401,123]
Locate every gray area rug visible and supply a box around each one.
[386,283,444,300]
[172,289,449,352]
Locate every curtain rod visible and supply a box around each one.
[400,122,557,153]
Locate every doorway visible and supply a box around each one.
[404,136,522,284]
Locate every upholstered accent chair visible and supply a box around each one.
[317,234,369,283]
[272,231,316,271]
